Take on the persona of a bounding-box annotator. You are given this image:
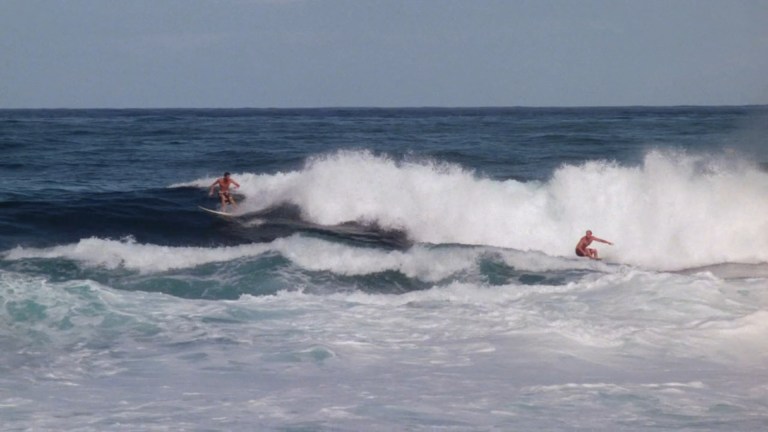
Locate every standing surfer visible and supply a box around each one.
[209,172,240,212]
[575,230,612,260]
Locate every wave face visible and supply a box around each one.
[178,149,768,270]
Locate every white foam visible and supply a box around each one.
[1,236,491,279]
[275,238,481,281]
[177,149,768,270]
[4,237,272,274]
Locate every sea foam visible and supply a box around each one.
[178,150,768,270]
[3,235,602,279]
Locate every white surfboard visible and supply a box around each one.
[198,206,236,217]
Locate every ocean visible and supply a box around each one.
[1,107,768,431]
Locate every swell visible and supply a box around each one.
[1,236,602,299]
[0,188,219,249]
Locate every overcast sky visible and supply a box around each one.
[2,0,767,108]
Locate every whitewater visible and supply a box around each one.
[171,148,768,271]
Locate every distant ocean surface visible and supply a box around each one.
[2,107,768,431]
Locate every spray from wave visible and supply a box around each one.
[176,149,768,270]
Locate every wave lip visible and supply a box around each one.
[177,149,768,271]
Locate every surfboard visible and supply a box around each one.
[198,206,236,217]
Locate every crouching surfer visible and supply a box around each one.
[208,172,240,212]
[575,230,612,260]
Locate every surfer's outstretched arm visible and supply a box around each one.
[593,236,613,245]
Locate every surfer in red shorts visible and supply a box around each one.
[208,172,240,212]
[575,230,612,260]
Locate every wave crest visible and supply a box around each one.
[178,149,768,270]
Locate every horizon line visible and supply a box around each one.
[2,104,767,111]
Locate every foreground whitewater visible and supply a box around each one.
[2,258,768,430]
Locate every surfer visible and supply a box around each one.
[208,172,240,212]
[575,230,612,260]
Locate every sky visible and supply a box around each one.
[1,0,767,108]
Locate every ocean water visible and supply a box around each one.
[2,107,768,431]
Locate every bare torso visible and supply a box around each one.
[216,178,235,193]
